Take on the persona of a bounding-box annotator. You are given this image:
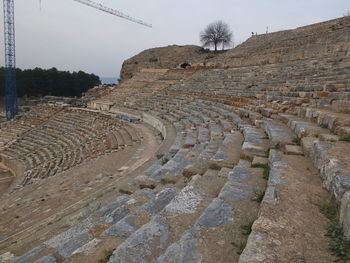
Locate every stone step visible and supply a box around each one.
[13,188,175,263]
[117,128,133,147]
[259,119,295,149]
[208,131,243,169]
[123,125,141,143]
[278,113,331,138]
[239,150,335,262]
[309,140,350,238]
[241,126,269,157]
[156,160,265,263]
[301,107,350,137]
[108,169,225,263]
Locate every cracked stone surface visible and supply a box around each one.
[164,185,204,214]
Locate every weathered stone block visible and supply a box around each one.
[340,191,350,239]
[252,156,268,166]
[285,145,304,155]
[165,185,203,214]
[196,198,233,227]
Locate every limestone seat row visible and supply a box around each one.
[0,107,141,187]
[12,98,270,263]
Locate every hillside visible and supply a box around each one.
[120,45,219,81]
[215,16,350,67]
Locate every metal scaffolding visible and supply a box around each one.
[3,0,18,121]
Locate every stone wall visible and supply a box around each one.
[142,113,167,138]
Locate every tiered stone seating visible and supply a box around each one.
[3,16,350,263]
[217,16,350,68]
[0,105,61,148]
[0,107,141,187]
[90,69,196,112]
[11,97,271,263]
[169,51,350,107]
[239,149,334,262]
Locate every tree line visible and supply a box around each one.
[0,67,101,98]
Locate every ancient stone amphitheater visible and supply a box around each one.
[1,16,350,263]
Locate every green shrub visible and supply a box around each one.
[161,157,169,165]
[98,249,115,263]
[139,184,156,190]
[325,222,350,258]
[292,137,301,145]
[251,163,270,180]
[240,220,254,236]
[251,163,267,169]
[263,164,270,180]
[340,136,350,143]
[319,205,337,220]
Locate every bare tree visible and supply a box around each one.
[200,21,233,51]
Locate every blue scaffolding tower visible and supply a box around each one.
[3,0,18,121]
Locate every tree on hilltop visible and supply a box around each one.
[200,20,233,51]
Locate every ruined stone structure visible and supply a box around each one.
[0,16,350,263]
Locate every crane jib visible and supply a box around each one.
[73,0,152,28]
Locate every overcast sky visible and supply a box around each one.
[0,0,349,78]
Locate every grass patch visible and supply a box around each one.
[240,220,254,236]
[340,136,350,143]
[251,163,270,180]
[263,132,269,140]
[292,137,302,146]
[139,184,156,190]
[319,204,350,259]
[161,157,169,165]
[231,241,246,255]
[251,191,265,203]
[319,123,328,129]
[319,205,337,220]
[98,249,115,263]
[251,163,267,169]
[325,222,350,258]
[263,164,271,180]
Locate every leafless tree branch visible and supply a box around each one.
[200,21,233,51]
